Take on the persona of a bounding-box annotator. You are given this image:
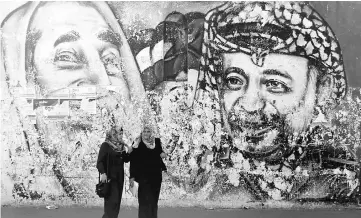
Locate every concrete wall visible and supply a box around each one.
[1,1,360,205]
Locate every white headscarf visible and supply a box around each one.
[132,126,156,149]
[0,1,160,142]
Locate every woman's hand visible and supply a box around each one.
[131,136,141,148]
[160,152,167,159]
[100,173,107,183]
[124,144,133,153]
[129,178,135,187]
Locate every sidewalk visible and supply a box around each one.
[2,206,361,218]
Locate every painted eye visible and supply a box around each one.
[54,51,79,63]
[54,50,83,69]
[102,53,122,76]
[225,73,245,90]
[264,80,291,93]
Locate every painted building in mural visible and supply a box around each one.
[1,1,360,205]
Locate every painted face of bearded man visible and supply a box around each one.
[195,1,347,162]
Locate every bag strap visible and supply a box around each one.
[106,146,110,180]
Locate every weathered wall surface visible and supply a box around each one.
[1,1,360,206]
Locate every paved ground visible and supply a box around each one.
[1,206,361,218]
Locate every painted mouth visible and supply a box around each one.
[244,126,274,143]
[231,121,276,141]
[230,122,282,155]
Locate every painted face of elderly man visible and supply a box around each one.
[195,1,347,161]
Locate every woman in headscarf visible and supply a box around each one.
[129,125,167,218]
[97,127,132,218]
[1,1,152,202]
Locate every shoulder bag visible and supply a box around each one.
[95,147,111,198]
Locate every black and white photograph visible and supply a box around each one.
[1,1,361,218]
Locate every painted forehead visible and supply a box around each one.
[26,2,123,52]
[30,2,108,29]
[222,52,309,69]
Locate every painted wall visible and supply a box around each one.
[1,1,360,205]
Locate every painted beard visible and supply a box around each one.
[226,99,316,161]
[226,105,289,159]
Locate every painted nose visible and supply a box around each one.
[238,88,265,113]
[76,46,111,86]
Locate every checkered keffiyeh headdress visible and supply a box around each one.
[195,1,347,107]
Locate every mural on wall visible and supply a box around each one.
[192,1,360,201]
[1,1,360,204]
[1,1,155,203]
